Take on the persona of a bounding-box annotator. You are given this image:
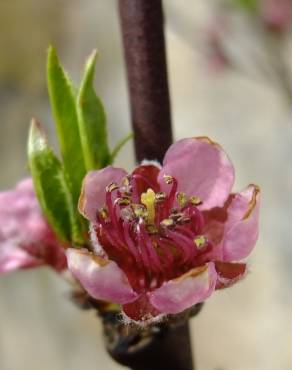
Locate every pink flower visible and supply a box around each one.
[67,137,260,323]
[0,178,67,273]
[260,0,292,32]
[204,16,230,73]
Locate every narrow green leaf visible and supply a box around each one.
[28,119,84,244]
[229,0,258,12]
[110,132,133,163]
[47,46,86,205]
[77,50,111,170]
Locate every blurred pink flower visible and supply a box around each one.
[204,16,230,73]
[260,0,292,32]
[0,178,67,274]
[67,137,260,323]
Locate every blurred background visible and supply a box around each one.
[1,0,292,369]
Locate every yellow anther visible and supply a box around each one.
[100,207,108,219]
[193,235,206,249]
[132,204,148,219]
[106,182,119,192]
[160,218,175,228]
[141,188,156,224]
[189,196,202,205]
[120,177,132,196]
[170,212,183,221]
[122,176,130,187]
[146,225,158,234]
[163,175,174,184]
[177,216,191,225]
[176,192,188,207]
[155,191,166,202]
[115,197,131,206]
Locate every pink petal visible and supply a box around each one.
[222,185,260,261]
[78,166,127,223]
[148,262,217,314]
[15,178,35,192]
[158,137,235,210]
[261,0,292,31]
[66,248,139,304]
[0,178,46,242]
[0,178,67,273]
[215,261,246,289]
[0,242,41,273]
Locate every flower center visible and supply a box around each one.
[94,174,212,293]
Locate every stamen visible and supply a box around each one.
[97,213,124,251]
[120,177,132,196]
[115,197,131,206]
[136,223,152,269]
[132,204,148,219]
[160,218,175,228]
[175,225,194,239]
[106,226,125,250]
[120,207,135,221]
[155,191,166,202]
[147,225,158,234]
[154,198,169,225]
[138,221,162,274]
[99,207,108,219]
[155,237,175,269]
[129,177,139,203]
[184,205,205,234]
[105,188,126,247]
[176,216,191,225]
[106,182,119,193]
[106,191,119,227]
[166,176,178,206]
[123,221,142,263]
[122,176,130,188]
[193,235,207,249]
[189,196,202,206]
[163,175,174,184]
[164,229,196,264]
[176,192,188,208]
[169,212,184,221]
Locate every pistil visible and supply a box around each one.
[141,188,156,224]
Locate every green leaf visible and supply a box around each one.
[47,46,86,205]
[110,132,133,163]
[229,0,258,12]
[77,50,111,170]
[28,119,85,244]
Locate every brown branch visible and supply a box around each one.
[118,0,173,163]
